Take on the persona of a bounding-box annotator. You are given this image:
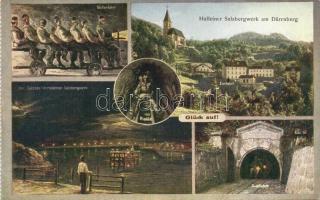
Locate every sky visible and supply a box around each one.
[132,2,313,42]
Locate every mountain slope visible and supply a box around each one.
[131,16,174,61]
[230,32,291,46]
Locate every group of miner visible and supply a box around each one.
[11,14,121,69]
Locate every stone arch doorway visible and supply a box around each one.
[227,147,235,182]
[240,149,280,179]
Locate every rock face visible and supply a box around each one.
[196,148,226,192]
[13,142,51,167]
[285,146,314,194]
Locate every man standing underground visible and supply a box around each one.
[77,155,91,194]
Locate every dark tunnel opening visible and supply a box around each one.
[240,149,280,179]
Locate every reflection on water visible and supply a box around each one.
[43,147,191,194]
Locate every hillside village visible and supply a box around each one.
[132,9,313,116]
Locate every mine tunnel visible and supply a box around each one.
[240,149,280,179]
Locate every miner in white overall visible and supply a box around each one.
[77,155,91,194]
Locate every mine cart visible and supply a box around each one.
[12,34,126,76]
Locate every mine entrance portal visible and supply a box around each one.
[240,149,280,179]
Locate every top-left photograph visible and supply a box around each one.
[11,3,128,77]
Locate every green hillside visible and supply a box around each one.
[230,32,291,46]
[132,16,175,62]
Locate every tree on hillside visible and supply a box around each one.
[272,77,304,115]
[288,44,302,58]
[265,60,274,67]
[215,59,224,69]
[274,63,286,76]
[132,18,174,62]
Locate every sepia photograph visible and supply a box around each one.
[11,4,128,77]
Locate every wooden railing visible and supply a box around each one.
[20,165,59,184]
[88,174,125,193]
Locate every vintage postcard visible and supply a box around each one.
[11,3,128,77]
[11,82,191,194]
[1,0,319,200]
[132,2,314,116]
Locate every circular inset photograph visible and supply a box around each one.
[114,58,181,125]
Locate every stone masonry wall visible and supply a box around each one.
[285,146,314,194]
[196,148,226,192]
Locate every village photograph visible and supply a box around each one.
[12,82,191,194]
[11,4,128,77]
[195,120,314,194]
[132,2,313,116]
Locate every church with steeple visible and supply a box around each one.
[163,8,186,48]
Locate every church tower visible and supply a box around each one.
[163,8,172,36]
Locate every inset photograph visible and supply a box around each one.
[196,120,314,194]
[114,58,181,125]
[11,4,128,77]
[12,82,191,194]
